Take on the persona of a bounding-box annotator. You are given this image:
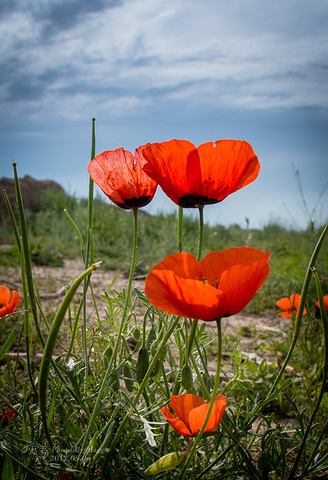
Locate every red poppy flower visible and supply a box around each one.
[145,247,270,321]
[142,139,260,207]
[161,394,227,437]
[316,295,328,311]
[0,409,15,427]
[0,286,20,317]
[88,147,157,209]
[276,294,307,317]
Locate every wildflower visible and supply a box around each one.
[88,147,157,209]
[276,294,307,317]
[161,394,227,437]
[142,139,259,207]
[0,409,15,427]
[0,286,20,317]
[145,247,270,321]
[316,295,328,311]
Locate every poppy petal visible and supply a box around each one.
[88,147,157,209]
[189,395,227,435]
[0,287,20,317]
[148,252,203,280]
[278,311,293,317]
[316,295,328,311]
[200,247,269,282]
[218,258,270,316]
[200,248,270,316]
[8,290,20,311]
[0,286,10,306]
[143,140,196,205]
[276,297,291,310]
[289,294,301,309]
[169,394,205,428]
[142,139,259,207]
[145,269,227,321]
[193,140,260,201]
[161,406,193,437]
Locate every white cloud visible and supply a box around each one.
[0,0,328,119]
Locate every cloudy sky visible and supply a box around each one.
[1,0,327,229]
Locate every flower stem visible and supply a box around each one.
[13,161,45,347]
[39,262,100,447]
[178,206,183,252]
[76,207,139,466]
[266,222,328,398]
[104,314,182,458]
[197,205,204,261]
[178,318,222,479]
[82,117,96,375]
[287,267,328,480]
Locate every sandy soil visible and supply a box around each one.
[0,257,290,373]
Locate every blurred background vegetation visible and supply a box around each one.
[0,187,327,313]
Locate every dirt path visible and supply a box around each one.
[1,257,289,373]
[0,259,290,371]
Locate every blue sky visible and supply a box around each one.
[0,0,327,229]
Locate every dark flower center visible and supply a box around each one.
[178,195,220,208]
[117,195,154,209]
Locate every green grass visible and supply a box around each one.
[1,187,328,479]
[1,188,326,313]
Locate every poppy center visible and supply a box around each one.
[201,277,219,289]
[117,195,154,209]
[178,195,220,208]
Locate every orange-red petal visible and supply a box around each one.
[0,286,20,317]
[0,286,10,306]
[145,269,227,321]
[200,248,270,316]
[169,394,205,428]
[316,295,328,311]
[147,252,203,280]
[189,395,227,435]
[276,297,292,311]
[145,249,270,321]
[142,140,196,205]
[142,139,260,207]
[161,406,193,437]
[276,294,307,316]
[88,147,157,209]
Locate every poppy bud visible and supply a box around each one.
[147,326,157,349]
[135,346,149,384]
[133,327,141,341]
[181,363,194,391]
[123,364,134,392]
[109,371,120,392]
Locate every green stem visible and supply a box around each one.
[197,205,204,261]
[76,207,139,466]
[287,267,328,480]
[178,318,222,479]
[39,262,100,447]
[83,117,96,375]
[266,222,328,398]
[13,161,45,347]
[20,242,38,398]
[104,314,182,458]
[178,206,183,252]
[2,189,21,255]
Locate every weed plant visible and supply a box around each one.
[0,124,328,479]
[0,192,326,312]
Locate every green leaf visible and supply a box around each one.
[1,455,15,480]
[144,452,184,475]
[0,329,16,361]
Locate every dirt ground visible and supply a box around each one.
[0,256,290,374]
